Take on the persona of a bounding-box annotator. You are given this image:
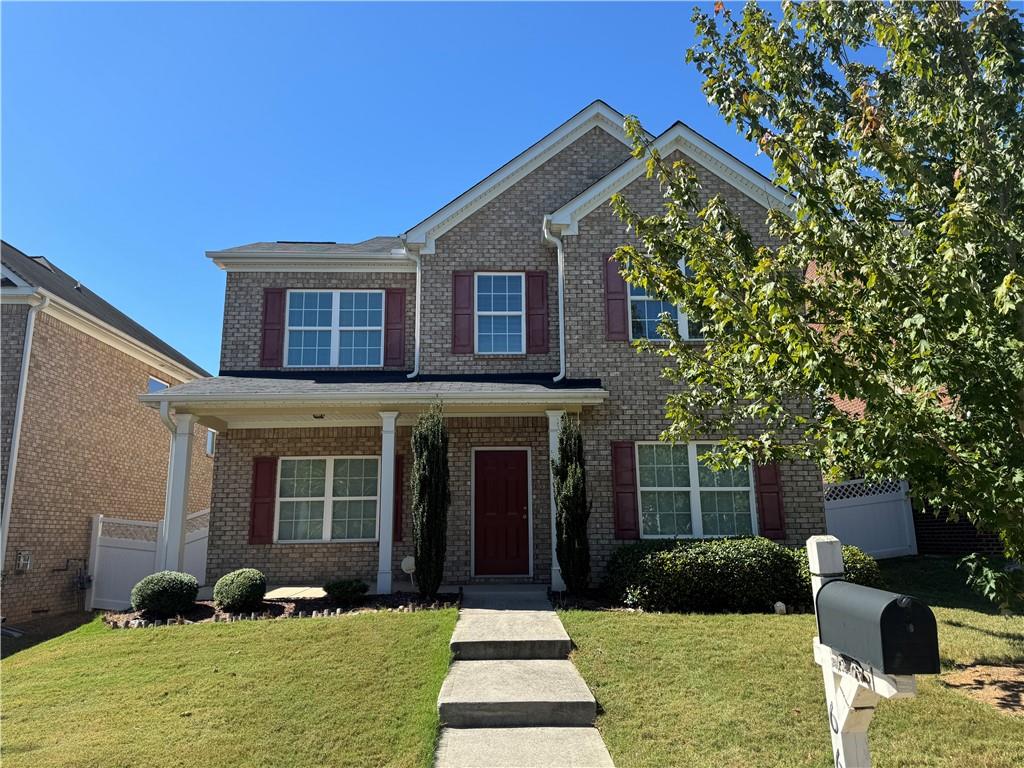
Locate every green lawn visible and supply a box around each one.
[561,557,1024,768]
[1,610,457,768]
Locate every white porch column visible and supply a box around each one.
[157,414,197,572]
[546,410,567,592]
[377,411,399,594]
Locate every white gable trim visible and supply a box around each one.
[403,101,643,255]
[1,265,31,288]
[547,122,794,235]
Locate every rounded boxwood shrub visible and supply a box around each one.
[606,537,805,613]
[324,578,368,608]
[213,568,267,612]
[130,570,198,618]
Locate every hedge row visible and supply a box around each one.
[605,537,882,613]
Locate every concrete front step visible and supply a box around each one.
[451,608,572,660]
[435,727,614,768]
[438,659,597,728]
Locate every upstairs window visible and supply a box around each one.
[285,290,384,368]
[147,376,168,394]
[475,273,525,354]
[627,257,706,341]
[205,429,217,457]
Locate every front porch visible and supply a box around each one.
[140,376,608,594]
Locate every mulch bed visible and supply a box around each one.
[104,591,461,628]
[942,664,1024,716]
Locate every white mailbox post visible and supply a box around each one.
[807,535,934,768]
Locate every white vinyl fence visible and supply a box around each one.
[86,510,209,610]
[823,479,917,559]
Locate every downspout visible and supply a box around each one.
[405,249,422,379]
[542,216,567,382]
[0,294,50,575]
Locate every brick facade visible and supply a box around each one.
[204,124,829,588]
[912,507,1003,557]
[220,271,416,372]
[1,303,29,496]
[1,312,213,622]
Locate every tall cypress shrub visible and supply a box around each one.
[411,402,450,598]
[551,417,591,593]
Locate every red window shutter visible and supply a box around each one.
[260,288,286,367]
[383,288,406,367]
[611,441,640,539]
[393,454,404,541]
[525,270,549,354]
[754,463,786,541]
[452,271,474,354]
[249,457,277,545]
[604,258,629,341]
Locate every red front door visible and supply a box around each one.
[474,450,530,576]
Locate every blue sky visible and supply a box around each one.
[2,1,771,374]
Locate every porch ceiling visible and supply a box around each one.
[140,375,608,429]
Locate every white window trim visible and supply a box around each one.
[282,289,385,369]
[635,441,757,539]
[627,256,704,342]
[273,455,381,543]
[474,271,526,355]
[147,375,169,393]
[205,428,217,457]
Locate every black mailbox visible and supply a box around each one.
[816,580,940,675]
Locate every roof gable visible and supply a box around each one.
[403,100,643,255]
[547,121,794,235]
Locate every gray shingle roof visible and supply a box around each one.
[141,376,607,403]
[1,241,210,377]
[210,236,403,255]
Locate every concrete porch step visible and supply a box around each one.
[435,727,614,768]
[451,608,571,660]
[438,659,597,728]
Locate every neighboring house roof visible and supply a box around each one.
[1,240,210,378]
[402,100,643,254]
[547,120,794,235]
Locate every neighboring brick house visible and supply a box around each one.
[0,241,213,622]
[144,101,827,593]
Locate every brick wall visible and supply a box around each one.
[1,303,29,497]
[419,126,631,375]
[563,150,825,577]
[1,312,213,622]
[219,271,416,372]
[913,508,1003,556]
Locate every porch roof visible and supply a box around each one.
[140,374,608,428]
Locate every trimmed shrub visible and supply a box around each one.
[789,545,884,608]
[324,578,368,607]
[130,570,198,618]
[213,568,267,612]
[606,537,805,613]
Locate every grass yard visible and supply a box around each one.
[1,609,457,768]
[561,556,1024,768]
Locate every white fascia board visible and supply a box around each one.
[36,289,206,382]
[0,287,44,306]
[403,101,646,255]
[548,124,795,235]
[207,251,417,273]
[1,266,31,288]
[139,388,609,408]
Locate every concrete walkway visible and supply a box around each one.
[435,585,613,768]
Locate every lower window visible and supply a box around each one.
[636,442,755,538]
[276,457,380,542]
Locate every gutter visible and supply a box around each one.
[542,216,567,382]
[406,249,422,379]
[139,388,610,408]
[0,294,49,574]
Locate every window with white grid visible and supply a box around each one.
[276,457,380,542]
[475,273,525,354]
[627,255,706,341]
[284,290,384,368]
[636,442,755,538]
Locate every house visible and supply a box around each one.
[142,101,827,593]
[0,241,214,622]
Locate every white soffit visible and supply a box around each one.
[403,101,645,255]
[548,121,795,235]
